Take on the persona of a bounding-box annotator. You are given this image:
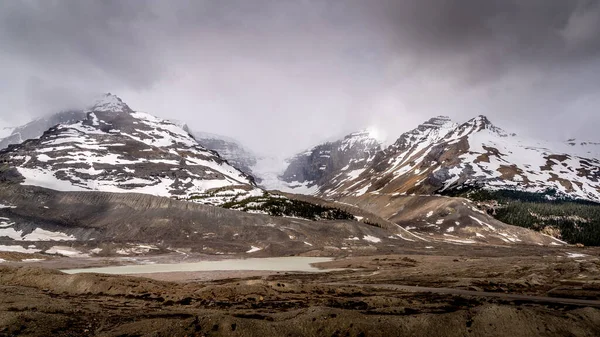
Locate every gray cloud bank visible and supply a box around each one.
[1,0,599,154]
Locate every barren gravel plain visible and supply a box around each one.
[1,243,600,337]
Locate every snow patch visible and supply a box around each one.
[469,216,496,231]
[45,246,89,257]
[0,245,41,253]
[23,228,76,241]
[566,252,588,258]
[362,235,381,243]
[246,246,262,253]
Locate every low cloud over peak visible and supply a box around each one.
[1,0,599,154]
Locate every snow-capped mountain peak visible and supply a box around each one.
[389,116,458,154]
[268,115,599,204]
[457,115,512,137]
[422,115,453,128]
[315,115,600,202]
[89,93,132,113]
[339,128,383,152]
[0,95,260,205]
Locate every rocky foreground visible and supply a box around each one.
[1,244,600,337]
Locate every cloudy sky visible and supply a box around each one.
[1,0,599,155]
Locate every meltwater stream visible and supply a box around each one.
[61,257,335,275]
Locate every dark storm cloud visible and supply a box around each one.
[377,0,600,84]
[1,0,162,86]
[0,0,599,154]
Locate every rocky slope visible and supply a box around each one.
[339,193,566,246]
[0,184,413,257]
[193,131,258,176]
[0,94,260,205]
[278,129,382,193]
[0,110,86,150]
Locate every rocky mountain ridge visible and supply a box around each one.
[278,129,382,193]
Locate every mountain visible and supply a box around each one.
[0,94,261,205]
[272,115,600,244]
[315,115,600,203]
[0,110,86,150]
[0,109,262,186]
[193,131,258,176]
[278,129,382,193]
[0,100,576,253]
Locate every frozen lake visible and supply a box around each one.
[61,257,335,275]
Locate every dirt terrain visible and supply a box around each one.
[339,193,566,246]
[1,244,600,337]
